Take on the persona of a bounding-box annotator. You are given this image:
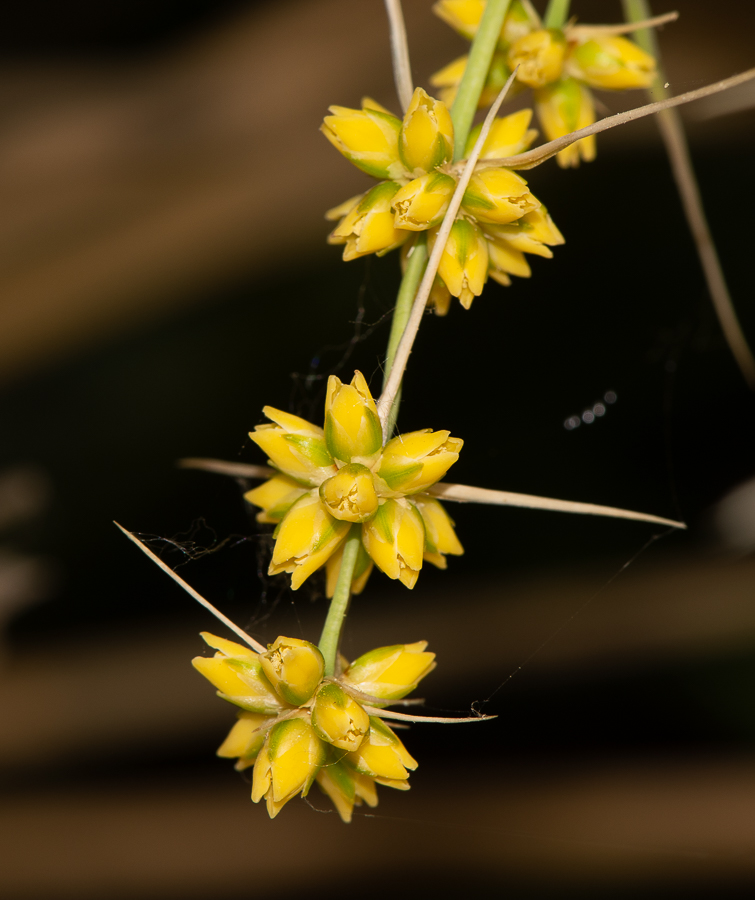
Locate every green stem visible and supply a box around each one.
[450,0,511,161]
[543,0,571,29]
[381,235,428,435]
[318,525,361,676]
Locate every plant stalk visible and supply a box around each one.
[450,0,511,160]
[318,525,362,676]
[543,0,571,29]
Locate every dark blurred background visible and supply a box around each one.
[1,1,755,897]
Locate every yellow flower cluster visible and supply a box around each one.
[432,0,657,167]
[323,88,563,310]
[193,632,436,821]
[246,371,464,592]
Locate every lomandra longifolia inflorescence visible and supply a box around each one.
[119,0,755,822]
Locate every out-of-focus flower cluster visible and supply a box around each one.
[193,632,436,821]
[431,0,657,167]
[246,371,464,593]
[323,88,563,310]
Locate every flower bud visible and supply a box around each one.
[431,219,489,309]
[465,109,538,160]
[462,167,539,226]
[319,464,379,523]
[432,0,486,41]
[398,88,454,177]
[250,407,335,486]
[378,429,462,495]
[244,474,308,524]
[361,499,425,588]
[344,640,436,701]
[487,235,531,284]
[321,104,404,180]
[325,538,374,598]
[508,28,566,89]
[324,370,382,463]
[315,754,378,823]
[484,206,564,257]
[259,636,325,706]
[329,181,409,261]
[311,683,370,751]
[392,172,456,231]
[192,632,285,715]
[346,717,418,781]
[429,276,452,316]
[534,77,596,168]
[268,491,350,589]
[412,495,464,568]
[566,35,656,91]
[217,711,272,770]
[252,717,326,819]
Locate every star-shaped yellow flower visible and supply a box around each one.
[431,0,658,167]
[323,88,562,309]
[245,371,464,592]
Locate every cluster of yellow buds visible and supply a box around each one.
[193,631,436,821]
[323,88,563,309]
[246,371,463,592]
[432,0,657,167]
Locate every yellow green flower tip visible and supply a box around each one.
[320,463,379,523]
[463,167,540,226]
[244,473,308,524]
[268,490,351,590]
[328,181,409,262]
[361,499,426,588]
[344,640,436,702]
[325,538,374,598]
[378,429,463,495]
[433,0,540,48]
[325,193,365,222]
[311,682,370,752]
[250,407,335,487]
[192,635,286,715]
[260,636,325,706]
[324,370,382,464]
[429,276,452,316]
[534,77,596,169]
[251,717,326,818]
[346,716,418,781]
[431,219,489,310]
[315,755,378,823]
[508,28,566,89]
[217,711,273,770]
[321,103,405,181]
[410,494,464,568]
[484,206,564,259]
[566,35,656,91]
[398,88,454,178]
[465,108,538,159]
[487,235,531,284]
[392,172,456,232]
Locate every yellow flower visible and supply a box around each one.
[565,35,656,91]
[411,495,464,569]
[432,5,660,165]
[507,28,566,89]
[324,89,557,307]
[328,181,409,261]
[346,716,418,781]
[246,371,463,592]
[252,717,326,819]
[534,77,596,168]
[196,632,439,822]
[259,636,325,706]
[431,219,489,310]
[343,640,436,702]
[191,632,287,715]
[311,683,370,751]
